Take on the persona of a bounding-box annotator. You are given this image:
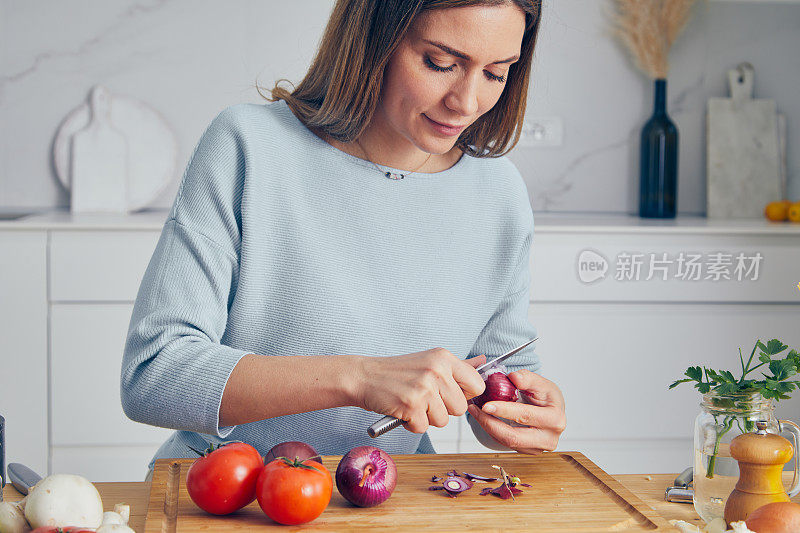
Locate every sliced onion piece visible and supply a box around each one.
[462,472,498,483]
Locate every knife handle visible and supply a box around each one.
[674,466,693,488]
[368,415,404,438]
[8,463,43,495]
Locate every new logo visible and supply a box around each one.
[577,249,608,284]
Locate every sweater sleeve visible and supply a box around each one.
[120,107,252,438]
[466,196,541,376]
[465,194,541,451]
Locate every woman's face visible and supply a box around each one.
[374,4,526,156]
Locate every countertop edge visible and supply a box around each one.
[2,210,800,235]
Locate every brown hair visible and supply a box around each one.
[258,0,542,158]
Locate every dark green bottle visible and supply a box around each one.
[1,414,4,488]
[639,79,678,218]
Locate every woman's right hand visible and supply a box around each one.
[354,348,487,433]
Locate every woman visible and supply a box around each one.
[122,0,566,479]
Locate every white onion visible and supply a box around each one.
[24,474,103,529]
[0,500,31,533]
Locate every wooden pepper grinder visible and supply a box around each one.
[724,420,794,525]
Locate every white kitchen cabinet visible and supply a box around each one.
[469,302,799,474]
[1,211,799,480]
[0,211,168,481]
[0,231,48,476]
[530,231,800,303]
[50,231,160,302]
[47,225,165,480]
[50,303,173,481]
[50,445,161,483]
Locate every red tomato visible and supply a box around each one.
[256,458,333,525]
[31,526,94,533]
[186,441,263,515]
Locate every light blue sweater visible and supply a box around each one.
[121,99,540,472]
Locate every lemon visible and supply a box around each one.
[788,202,800,223]
[764,200,790,222]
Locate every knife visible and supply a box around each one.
[367,337,539,438]
[7,463,43,495]
[473,336,539,375]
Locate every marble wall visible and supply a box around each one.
[1,0,798,214]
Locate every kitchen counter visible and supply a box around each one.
[0,208,171,230]
[4,472,799,531]
[2,208,800,234]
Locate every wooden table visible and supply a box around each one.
[4,472,798,531]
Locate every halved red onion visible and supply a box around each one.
[336,446,397,507]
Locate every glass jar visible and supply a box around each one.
[693,391,800,523]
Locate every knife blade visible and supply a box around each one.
[367,337,539,438]
[7,463,43,495]
[474,337,539,374]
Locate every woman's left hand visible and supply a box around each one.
[466,370,566,455]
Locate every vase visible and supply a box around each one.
[639,79,678,218]
[692,391,800,524]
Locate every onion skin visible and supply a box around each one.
[263,441,322,465]
[745,501,800,533]
[472,370,518,409]
[480,484,523,499]
[461,472,498,482]
[335,446,397,507]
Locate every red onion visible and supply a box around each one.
[335,446,397,507]
[442,476,473,496]
[471,367,518,409]
[428,472,476,497]
[263,441,322,465]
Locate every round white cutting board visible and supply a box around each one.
[54,85,178,211]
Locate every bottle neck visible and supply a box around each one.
[653,79,667,116]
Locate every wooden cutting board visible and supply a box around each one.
[707,62,782,218]
[145,452,673,532]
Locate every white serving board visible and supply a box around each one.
[54,84,178,212]
[707,63,782,218]
[69,86,129,213]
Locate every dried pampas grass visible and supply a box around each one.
[612,0,696,79]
